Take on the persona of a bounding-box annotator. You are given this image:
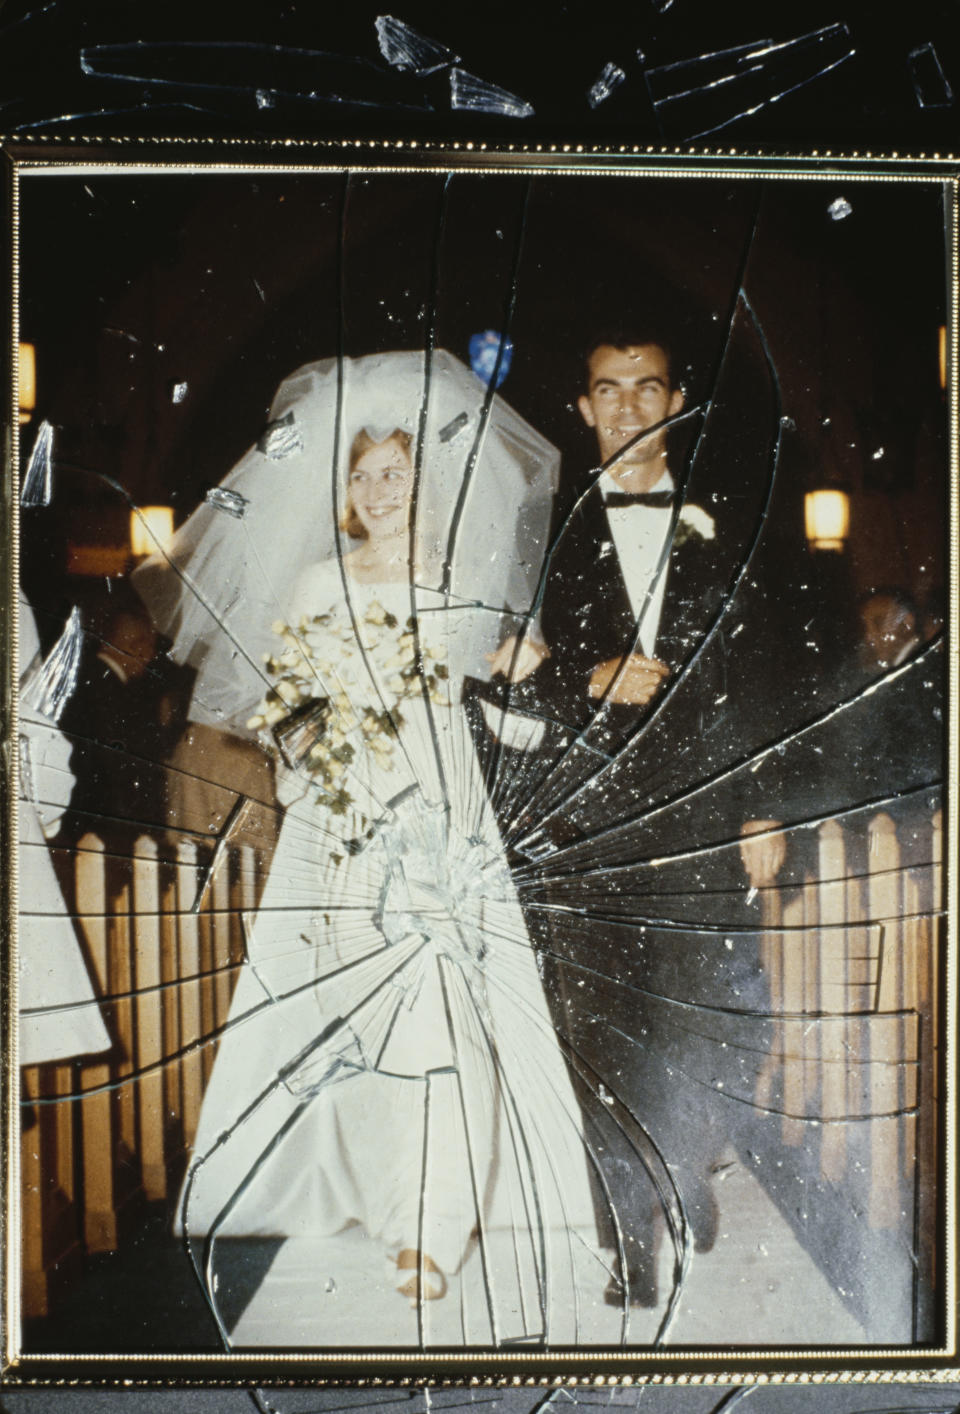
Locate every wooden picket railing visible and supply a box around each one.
[20,834,262,1318]
[753,809,941,1251]
[19,808,944,1320]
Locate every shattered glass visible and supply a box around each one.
[643,24,856,140]
[375,15,460,76]
[11,163,949,1361]
[19,418,54,507]
[908,42,955,109]
[587,62,627,110]
[6,1384,960,1414]
[449,68,535,118]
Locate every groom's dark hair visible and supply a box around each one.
[581,321,680,390]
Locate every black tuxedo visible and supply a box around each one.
[529,478,727,756]
[497,475,730,850]
[509,472,741,1300]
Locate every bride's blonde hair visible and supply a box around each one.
[342,427,413,540]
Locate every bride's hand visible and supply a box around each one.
[487,635,550,682]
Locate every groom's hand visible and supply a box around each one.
[588,654,669,705]
[487,635,550,683]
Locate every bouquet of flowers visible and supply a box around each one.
[246,598,449,817]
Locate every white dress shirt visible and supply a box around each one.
[600,468,674,658]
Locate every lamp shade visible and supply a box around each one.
[19,342,36,423]
[130,506,175,557]
[804,488,850,552]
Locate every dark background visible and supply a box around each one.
[16,168,948,763]
[0,0,959,147]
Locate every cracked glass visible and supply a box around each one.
[5,151,953,1369]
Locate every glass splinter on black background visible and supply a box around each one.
[11,158,950,1364]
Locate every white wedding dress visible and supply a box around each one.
[179,561,600,1342]
[18,596,110,1065]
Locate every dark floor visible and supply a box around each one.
[23,1203,282,1354]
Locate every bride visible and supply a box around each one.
[134,350,603,1344]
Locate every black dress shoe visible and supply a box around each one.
[603,1265,657,1309]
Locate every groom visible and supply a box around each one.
[531,327,722,749]
[494,324,731,1307]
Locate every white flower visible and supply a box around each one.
[365,600,388,626]
[274,679,302,706]
[678,504,715,540]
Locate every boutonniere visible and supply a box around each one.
[674,504,716,547]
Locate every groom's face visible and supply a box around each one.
[578,343,683,478]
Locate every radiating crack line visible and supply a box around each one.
[684,47,855,143]
[518,895,942,937]
[513,649,942,879]
[589,1009,919,1125]
[27,931,414,1106]
[505,935,916,1028]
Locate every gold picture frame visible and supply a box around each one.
[0,137,957,1385]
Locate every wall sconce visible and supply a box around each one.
[130,505,175,558]
[804,488,850,552]
[939,324,947,391]
[19,342,36,424]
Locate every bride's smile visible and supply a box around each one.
[348,435,415,542]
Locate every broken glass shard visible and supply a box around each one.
[375,14,458,74]
[908,42,955,108]
[20,417,54,506]
[17,732,38,816]
[588,62,627,109]
[645,24,855,139]
[78,41,431,112]
[20,604,83,722]
[449,68,534,117]
[204,486,249,518]
[438,411,469,443]
[257,409,303,460]
[828,195,853,220]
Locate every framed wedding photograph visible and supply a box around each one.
[1,138,956,1383]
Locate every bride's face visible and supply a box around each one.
[348,436,415,543]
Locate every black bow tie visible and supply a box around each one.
[604,490,675,509]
